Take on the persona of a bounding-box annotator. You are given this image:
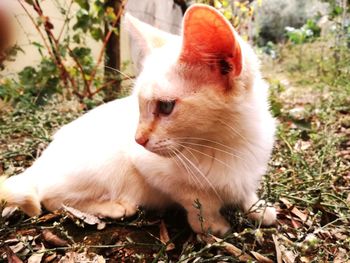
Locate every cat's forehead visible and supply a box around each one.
[137,71,186,101]
[134,39,227,101]
[143,45,180,76]
[136,44,189,100]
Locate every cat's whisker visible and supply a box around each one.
[217,119,249,144]
[174,140,245,161]
[181,144,200,165]
[173,140,250,176]
[174,137,244,159]
[218,122,266,161]
[170,144,217,192]
[173,136,244,155]
[169,146,206,191]
[173,147,223,202]
[168,148,195,186]
[175,142,238,171]
[104,65,135,83]
[168,147,191,180]
[173,149,211,194]
[179,156,206,192]
[179,147,208,191]
[217,120,264,161]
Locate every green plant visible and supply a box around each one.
[285,19,321,44]
[0,0,128,108]
[284,18,322,70]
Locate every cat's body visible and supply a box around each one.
[1,4,276,235]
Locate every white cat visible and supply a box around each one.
[0,4,276,236]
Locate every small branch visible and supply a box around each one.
[57,0,74,42]
[67,46,91,97]
[90,79,118,96]
[32,0,82,98]
[90,75,135,97]
[87,0,127,93]
[17,0,55,61]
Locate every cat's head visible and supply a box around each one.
[125,4,260,157]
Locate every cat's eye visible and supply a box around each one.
[157,100,176,115]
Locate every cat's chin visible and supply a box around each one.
[146,145,184,158]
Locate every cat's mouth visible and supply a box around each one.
[146,144,184,158]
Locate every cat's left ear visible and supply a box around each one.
[124,13,177,69]
[179,4,242,77]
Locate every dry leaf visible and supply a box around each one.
[251,251,273,263]
[159,220,175,251]
[4,238,21,245]
[331,229,347,241]
[58,251,105,263]
[281,248,297,263]
[279,234,295,246]
[202,235,253,261]
[28,252,44,263]
[1,206,17,217]
[4,246,24,263]
[280,198,311,226]
[63,205,106,230]
[273,234,297,263]
[16,229,37,237]
[300,256,312,263]
[294,139,311,152]
[43,253,57,263]
[334,248,349,263]
[42,229,69,247]
[290,217,302,229]
[273,234,282,263]
[10,242,25,254]
[37,211,61,223]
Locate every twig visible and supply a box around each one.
[200,234,253,262]
[151,228,184,263]
[280,134,294,154]
[67,46,91,97]
[280,194,349,210]
[87,0,127,93]
[57,0,74,42]
[321,192,350,209]
[17,0,55,61]
[90,79,119,96]
[31,0,82,98]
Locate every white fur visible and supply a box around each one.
[1,5,276,235]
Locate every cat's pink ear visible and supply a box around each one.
[180,5,242,77]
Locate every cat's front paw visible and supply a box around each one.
[260,206,276,225]
[187,212,230,237]
[245,200,277,226]
[102,201,138,219]
[78,200,138,219]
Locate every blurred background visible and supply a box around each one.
[0,0,348,106]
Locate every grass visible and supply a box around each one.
[0,39,349,262]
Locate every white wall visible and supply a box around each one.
[124,0,183,74]
[3,0,101,75]
[3,0,183,78]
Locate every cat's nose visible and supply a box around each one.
[135,136,149,147]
